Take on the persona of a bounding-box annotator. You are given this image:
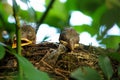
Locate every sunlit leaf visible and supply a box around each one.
[71,67,102,80]
[74,25,97,36]
[100,36,120,49]
[65,0,78,12]
[2,2,13,15]
[0,45,5,59]
[14,54,50,80]
[45,0,52,6]
[98,55,113,80]
[0,3,10,23]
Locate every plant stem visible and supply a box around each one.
[12,0,23,80]
[35,0,55,33]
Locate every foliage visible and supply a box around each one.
[108,52,120,62]
[71,67,102,80]
[0,42,50,80]
[15,53,50,80]
[100,36,120,48]
[0,0,50,80]
[0,0,120,48]
[98,55,113,80]
[71,54,120,80]
[118,66,120,77]
[0,0,120,80]
[0,45,5,59]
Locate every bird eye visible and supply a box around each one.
[29,31,32,34]
[28,31,32,36]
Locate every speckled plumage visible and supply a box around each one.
[21,25,36,43]
[59,28,79,51]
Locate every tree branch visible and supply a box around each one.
[35,0,55,33]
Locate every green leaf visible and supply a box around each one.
[0,45,5,59]
[71,67,102,80]
[27,6,37,22]
[118,66,120,77]
[100,8,120,27]
[70,0,105,15]
[98,55,113,79]
[45,15,67,28]
[96,8,120,40]
[92,5,107,35]
[100,36,120,49]
[0,3,10,24]
[19,8,38,22]
[65,0,78,11]
[74,25,98,36]
[108,53,120,62]
[12,0,19,13]
[14,54,50,80]
[44,0,68,27]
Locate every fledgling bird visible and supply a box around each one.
[12,25,36,48]
[21,25,36,44]
[59,27,80,51]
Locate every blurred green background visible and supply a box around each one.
[0,0,120,49]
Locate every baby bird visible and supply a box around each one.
[59,27,79,51]
[12,25,36,48]
[21,25,36,44]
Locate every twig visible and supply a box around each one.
[35,0,55,33]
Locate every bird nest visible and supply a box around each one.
[0,42,118,80]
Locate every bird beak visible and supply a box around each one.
[12,38,32,48]
[59,40,68,46]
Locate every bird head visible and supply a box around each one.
[12,25,36,48]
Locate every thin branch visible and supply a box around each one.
[35,0,55,33]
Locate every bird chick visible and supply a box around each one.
[21,25,36,44]
[12,25,36,48]
[59,27,79,51]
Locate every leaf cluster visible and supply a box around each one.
[71,54,120,80]
[0,0,120,48]
[0,43,50,80]
[0,0,120,80]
